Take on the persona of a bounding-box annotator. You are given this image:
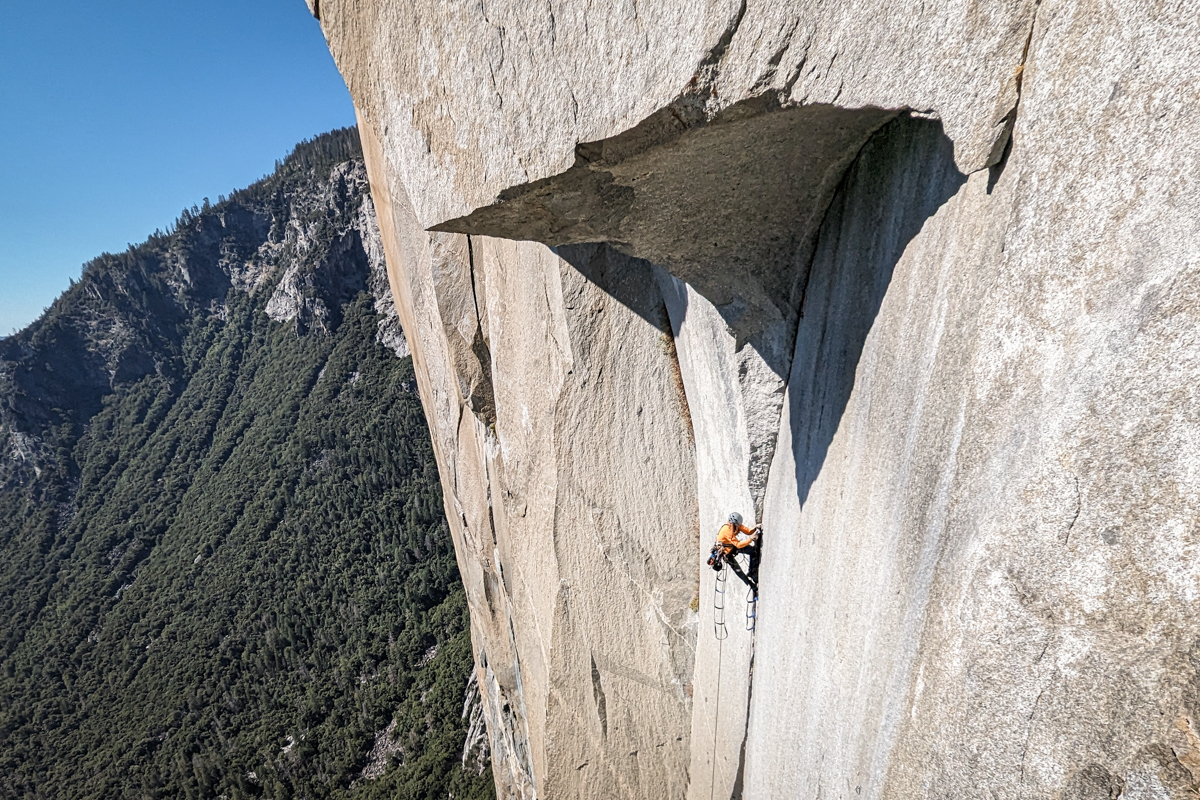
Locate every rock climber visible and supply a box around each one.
[708,511,761,592]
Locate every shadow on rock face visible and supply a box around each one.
[787,114,966,511]
[439,107,967,530]
[434,98,901,368]
[552,243,675,336]
[547,114,966,540]
[1060,764,1125,800]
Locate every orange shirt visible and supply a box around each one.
[716,521,756,550]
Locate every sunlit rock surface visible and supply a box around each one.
[314,0,1200,797]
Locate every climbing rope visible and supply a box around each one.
[709,593,724,800]
[707,553,759,798]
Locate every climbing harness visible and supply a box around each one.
[706,543,725,571]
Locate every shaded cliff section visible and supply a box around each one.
[315,0,1200,798]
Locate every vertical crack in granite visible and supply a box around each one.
[591,654,609,739]
[985,0,1041,168]
[690,0,748,95]
[465,235,498,425]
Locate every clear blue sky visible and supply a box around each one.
[0,0,357,336]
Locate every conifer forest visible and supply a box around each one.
[0,130,495,800]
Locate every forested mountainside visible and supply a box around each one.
[0,129,494,800]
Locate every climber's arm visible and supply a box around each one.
[733,523,759,548]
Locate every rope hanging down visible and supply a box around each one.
[710,587,724,800]
[705,526,762,798]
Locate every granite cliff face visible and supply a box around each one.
[310,1,1200,797]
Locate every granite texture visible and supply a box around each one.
[316,1,1200,797]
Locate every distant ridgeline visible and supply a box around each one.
[0,128,494,800]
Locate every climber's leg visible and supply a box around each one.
[747,540,762,585]
[726,553,757,592]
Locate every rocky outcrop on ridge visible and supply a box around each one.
[310,1,1200,798]
[1,135,405,489]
